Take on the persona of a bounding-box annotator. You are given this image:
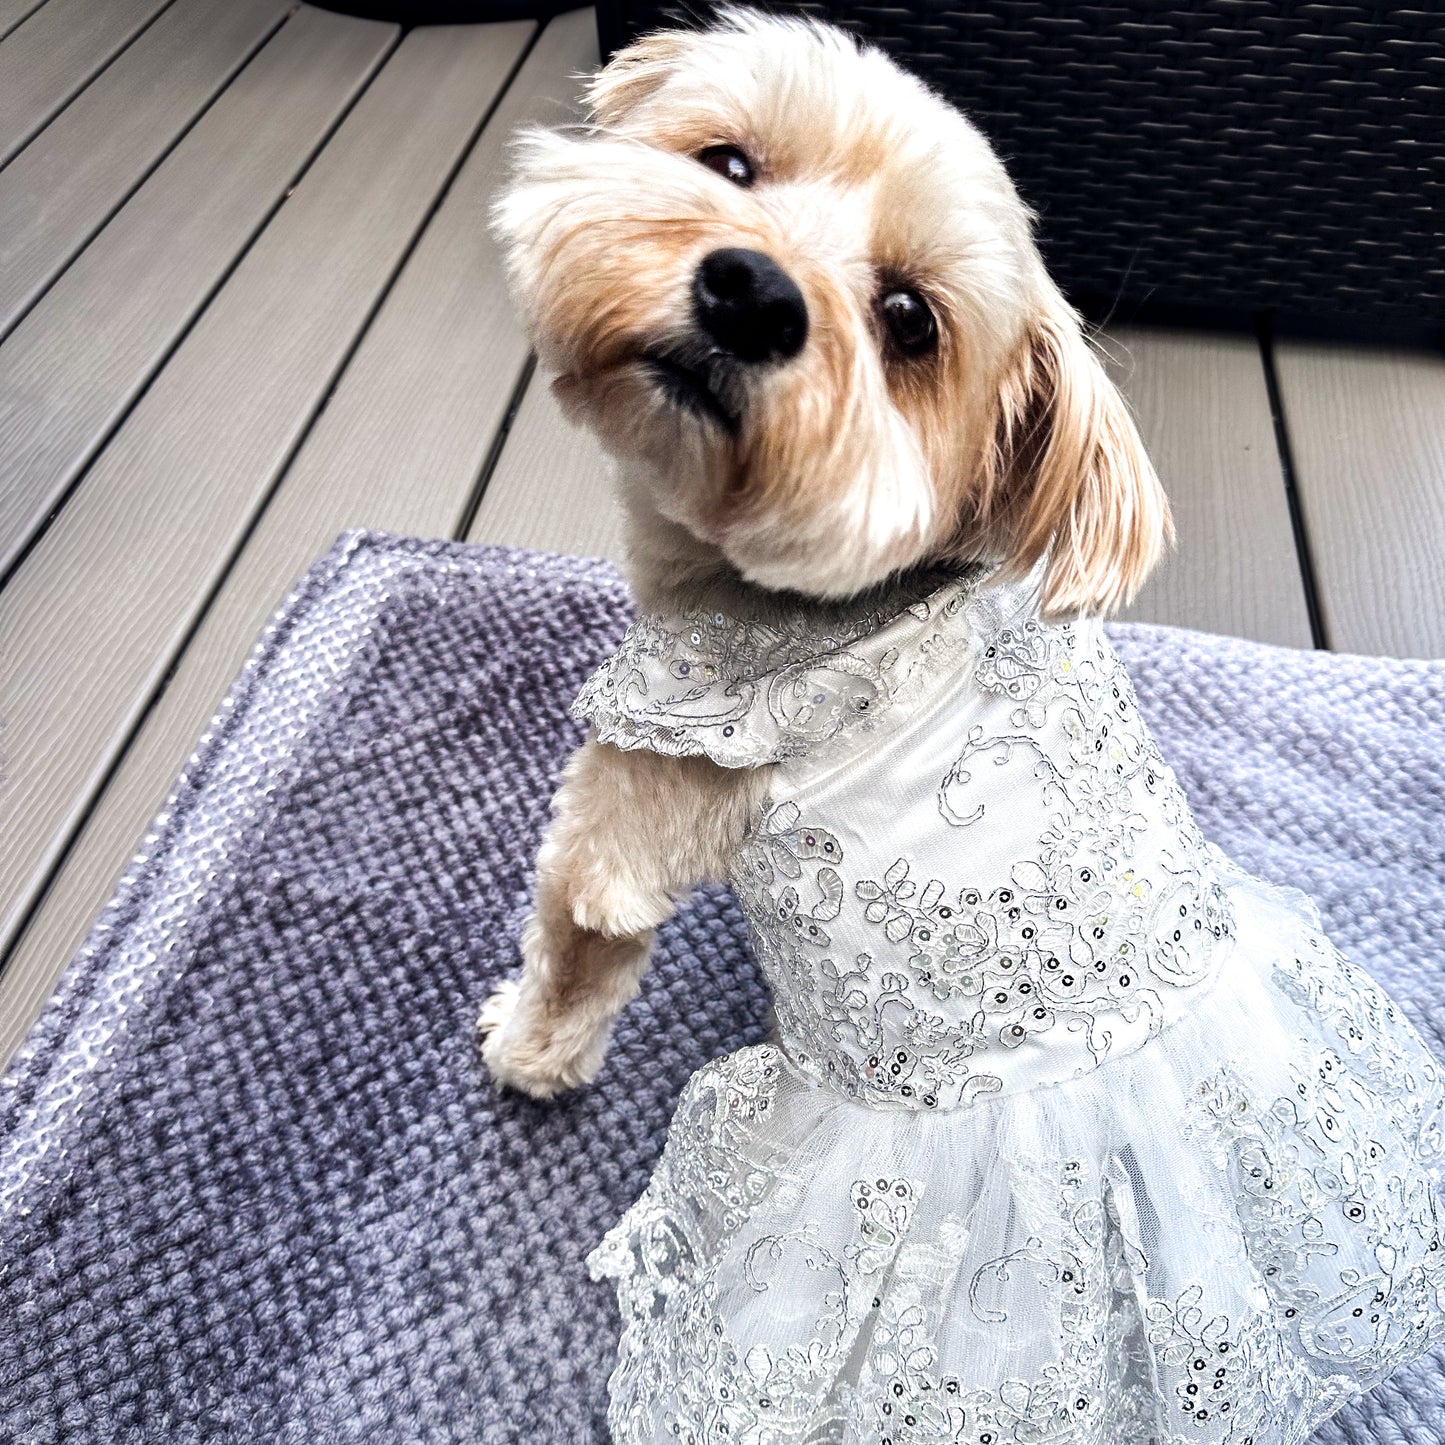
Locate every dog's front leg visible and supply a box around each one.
[480,737,769,1099]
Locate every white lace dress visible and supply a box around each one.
[572,567,1445,1445]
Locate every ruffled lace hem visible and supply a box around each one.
[588,878,1445,1444]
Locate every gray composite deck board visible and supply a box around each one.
[0,0,49,43]
[1273,341,1445,660]
[0,0,290,342]
[1109,326,1314,649]
[0,0,174,169]
[0,19,531,961]
[253,9,586,539]
[0,5,397,577]
[467,369,625,562]
[0,7,397,575]
[0,11,595,1068]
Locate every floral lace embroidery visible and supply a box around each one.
[1273,934,1445,1134]
[571,570,984,769]
[732,620,1234,1111]
[850,1160,1170,1444]
[590,1047,925,1445]
[593,1032,1445,1444]
[1181,944,1445,1381]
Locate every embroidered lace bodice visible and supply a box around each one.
[576,569,1233,1111]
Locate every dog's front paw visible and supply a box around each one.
[478,977,608,1101]
[477,977,522,1038]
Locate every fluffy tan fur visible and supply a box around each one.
[481,740,769,1097]
[481,10,1172,1096]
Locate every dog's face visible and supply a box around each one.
[495,10,1169,612]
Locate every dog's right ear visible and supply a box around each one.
[588,32,691,125]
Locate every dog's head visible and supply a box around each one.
[494,9,1169,613]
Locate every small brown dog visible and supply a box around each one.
[480,9,1168,1098]
[478,13,1445,1443]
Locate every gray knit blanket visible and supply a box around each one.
[2,532,1442,1444]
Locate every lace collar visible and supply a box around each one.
[572,564,1043,768]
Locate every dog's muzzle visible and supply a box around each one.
[693,248,808,364]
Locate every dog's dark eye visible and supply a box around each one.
[880,288,938,357]
[698,145,754,187]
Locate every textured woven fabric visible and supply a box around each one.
[597,1,1445,323]
[1,531,1442,1443]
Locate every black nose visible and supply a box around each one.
[693,248,808,364]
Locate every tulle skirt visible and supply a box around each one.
[588,877,1445,1445]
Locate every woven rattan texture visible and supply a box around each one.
[598,1,1445,322]
[1,533,1443,1441]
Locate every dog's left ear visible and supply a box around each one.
[588,31,691,125]
[988,305,1172,618]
